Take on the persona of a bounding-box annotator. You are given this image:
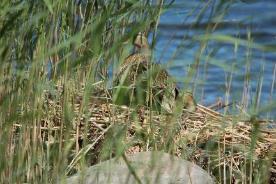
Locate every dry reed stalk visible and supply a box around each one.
[9,80,276,182]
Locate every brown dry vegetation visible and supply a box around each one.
[9,79,274,183]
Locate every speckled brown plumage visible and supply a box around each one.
[116,53,148,85]
[114,32,196,113]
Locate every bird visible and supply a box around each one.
[113,32,150,107]
[116,32,150,83]
[178,91,197,112]
[114,32,197,113]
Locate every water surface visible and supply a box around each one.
[155,0,275,119]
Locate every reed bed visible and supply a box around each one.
[1,1,275,183]
[9,78,275,183]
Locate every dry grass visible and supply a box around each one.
[9,78,275,183]
[1,1,275,183]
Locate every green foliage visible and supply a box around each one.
[0,0,274,183]
[0,0,162,183]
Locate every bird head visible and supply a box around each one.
[134,32,149,48]
[133,32,150,55]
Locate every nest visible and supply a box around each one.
[13,80,276,183]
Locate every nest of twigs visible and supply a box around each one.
[15,79,275,183]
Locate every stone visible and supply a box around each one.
[64,151,214,184]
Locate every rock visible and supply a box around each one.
[64,151,214,184]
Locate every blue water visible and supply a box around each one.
[154,0,276,119]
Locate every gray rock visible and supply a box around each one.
[63,151,214,184]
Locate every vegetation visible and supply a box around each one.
[0,0,275,183]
